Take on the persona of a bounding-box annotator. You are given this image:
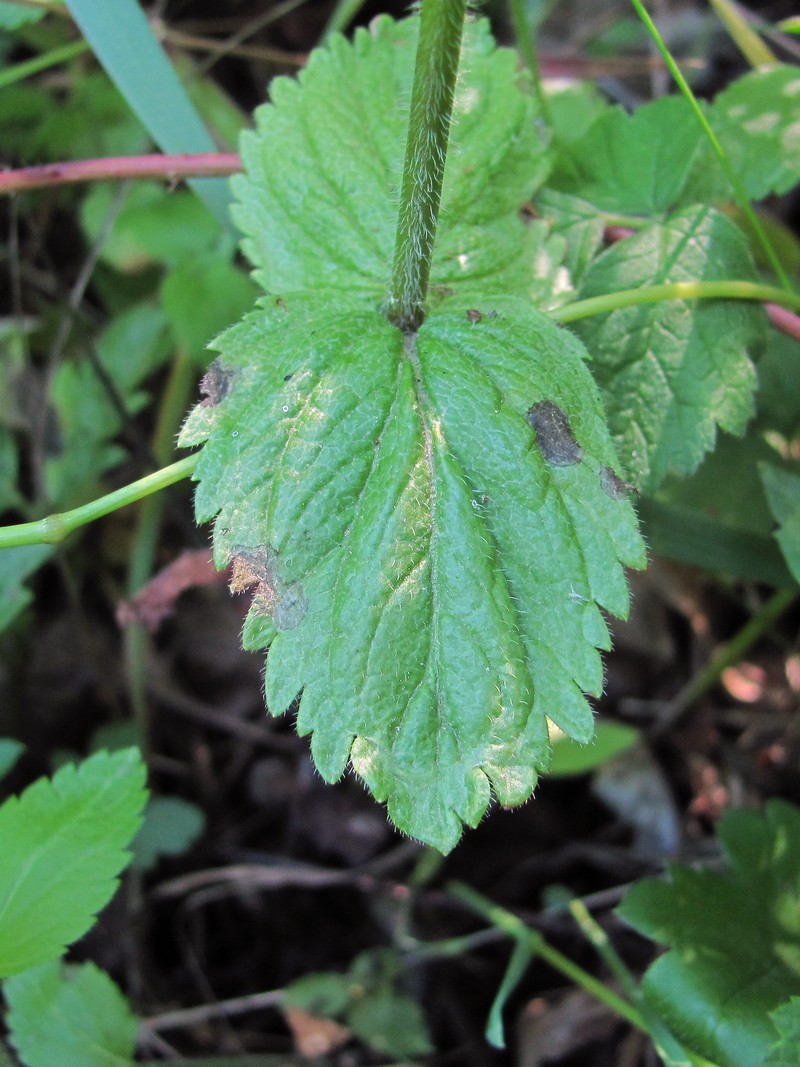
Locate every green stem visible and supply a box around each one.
[507,0,552,125]
[0,455,198,548]
[448,882,647,1033]
[0,40,89,90]
[629,0,793,294]
[569,899,710,1066]
[125,349,197,746]
[662,586,797,726]
[552,280,800,324]
[385,0,468,331]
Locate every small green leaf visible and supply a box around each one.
[0,2,45,29]
[760,462,800,583]
[0,749,148,978]
[536,188,606,287]
[4,961,137,1067]
[548,96,702,216]
[617,800,800,1067]
[704,66,800,202]
[232,16,549,299]
[285,949,432,1059]
[0,545,52,633]
[45,304,171,506]
[130,795,206,871]
[766,997,800,1066]
[574,205,764,491]
[183,293,643,852]
[547,720,639,777]
[0,740,23,783]
[161,255,259,361]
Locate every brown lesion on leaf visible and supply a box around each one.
[526,400,584,467]
[229,546,308,630]
[599,465,636,499]
[199,359,238,407]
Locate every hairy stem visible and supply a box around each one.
[385,0,468,331]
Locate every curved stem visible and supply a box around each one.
[0,153,241,196]
[448,882,647,1032]
[552,280,800,324]
[629,0,793,294]
[0,455,198,548]
[385,0,469,331]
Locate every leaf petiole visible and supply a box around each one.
[0,455,198,549]
[553,279,800,324]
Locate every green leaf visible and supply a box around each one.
[65,0,232,230]
[0,2,46,29]
[182,292,644,852]
[232,16,550,299]
[547,719,639,777]
[690,66,800,203]
[130,795,206,871]
[617,800,800,1067]
[285,949,432,1059]
[548,96,702,216]
[766,997,800,1066]
[760,462,800,583]
[161,255,259,361]
[573,205,764,491]
[0,545,52,633]
[81,184,226,272]
[45,304,171,506]
[0,748,147,978]
[755,331,800,441]
[536,188,606,288]
[4,961,137,1067]
[0,740,24,783]
[30,72,146,161]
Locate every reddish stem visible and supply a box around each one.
[0,152,242,195]
[766,302,800,342]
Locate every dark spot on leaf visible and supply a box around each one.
[273,586,309,630]
[200,359,237,407]
[275,297,287,310]
[526,400,584,467]
[228,546,307,630]
[283,373,293,381]
[599,466,635,499]
[466,309,482,324]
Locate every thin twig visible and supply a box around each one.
[0,153,241,196]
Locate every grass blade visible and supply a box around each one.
[64,0,233,232]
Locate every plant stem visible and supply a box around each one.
[385,0,468,332]
[0,456,198,548]
[0,154,241,196]
[0,39,89,90]
[629,0,793,294]
[660,585,797,728]
[569,898,709,1066]
[553,280,800,324]
[125,348,197,747]
[448,882,647,1033]
[507,0,552,125]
